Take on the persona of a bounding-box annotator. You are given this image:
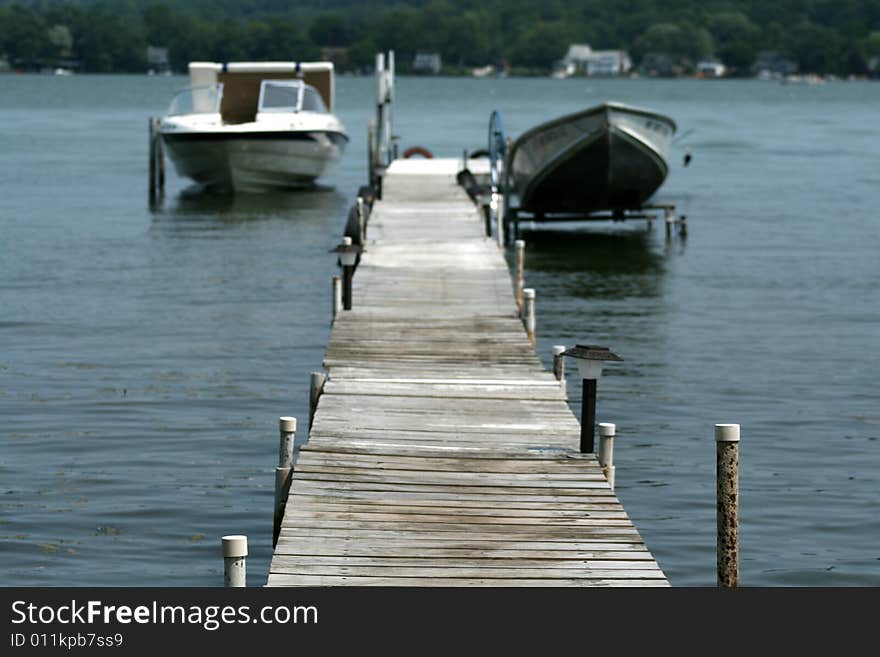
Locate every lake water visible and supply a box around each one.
[1,74,878,587]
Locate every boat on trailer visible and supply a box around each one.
[159,61,348,193]
[504,102,676,218]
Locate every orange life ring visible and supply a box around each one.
[402,146,434,159]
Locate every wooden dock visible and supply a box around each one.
[267,158,667,587]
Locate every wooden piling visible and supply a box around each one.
[148,117,157,200]
[523,288,535,347]
[598,422,616,490]
[309,372,325,431]
[716,423,740,588]
[156,125,165,192]
[221,535,247,587]
[514,239,525,314]
[273,417,296,547]
[332,275,342,322]
[367,120,378,191]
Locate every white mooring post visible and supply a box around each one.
[221,535,247,587]
[357,197,366,244]
[716,423,740,588]
[552,345,566,396]
[598,422,616,491]
[515,239,525,314]
[332,275,342,323]
[273,417,296,547]
[523,288,536,348]
[665,207,675,237]
[493,192,504,248]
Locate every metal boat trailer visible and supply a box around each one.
[460,110,687,246]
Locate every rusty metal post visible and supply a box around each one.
[523,288,535,347]
[598,422,616,490]
[273,417,296,547]
[221,535,247,587]
[716,423,740,588]
[514,239,525,314]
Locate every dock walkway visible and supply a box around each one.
[267,158,667,586]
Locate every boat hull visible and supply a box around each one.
[509,103,675,215]
[161,130,347,193]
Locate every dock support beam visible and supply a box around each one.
[273,417,296,547]
[514,240,525,314]
[221,535,247,587]
[716,423,740,588]
[598,422,616,490]
[523,288,535,348]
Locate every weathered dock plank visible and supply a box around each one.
[267,158,667,587]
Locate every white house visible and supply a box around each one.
[560,44,631,76]
[697,60,726,77]
[586,50,632,76]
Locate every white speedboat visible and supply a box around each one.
[507,102,675,215]
[160,61,348,193]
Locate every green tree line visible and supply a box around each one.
[1,0,880,74]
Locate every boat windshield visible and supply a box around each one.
[258,80,328,114]
[167,84,223,116]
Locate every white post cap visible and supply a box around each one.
[342,236,352,246]
[221,535,248,558]
[552,345,566,356]
[515,239,525,249]
[523,288,535,299]
[598,422,616,437]
[279,417,297,432]
[715,423,740,442]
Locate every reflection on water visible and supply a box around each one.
[151,185,348,226]
[512,224,674,302]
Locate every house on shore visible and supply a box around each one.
[146,46,170,74]
[697,60,726,77]
[638,53,681,77]
[412,52,442,75]
[752,51,798,78]
[557,44,631,77]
